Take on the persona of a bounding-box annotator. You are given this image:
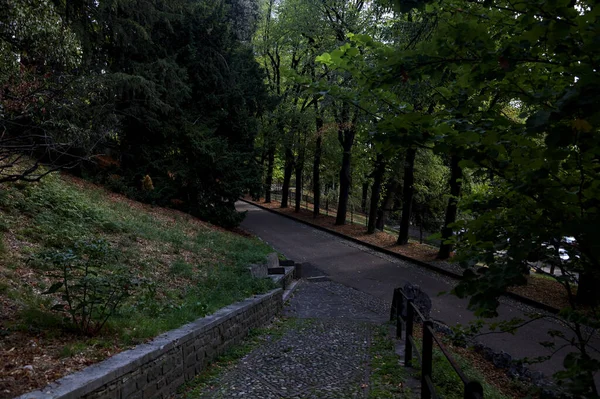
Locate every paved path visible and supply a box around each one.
[188,280,389,398]
[236,201,599,381]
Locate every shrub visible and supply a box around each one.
[40,238,137,336]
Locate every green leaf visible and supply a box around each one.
[346,47,359,57]
[315,53,332,65]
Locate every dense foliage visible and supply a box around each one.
[253,0,600,395]
[3,0,600,392]
[1,0,267,226]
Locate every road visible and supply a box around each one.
[236,201,599,383]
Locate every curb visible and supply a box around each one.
[240,198,560,315]
[282,279,301,303]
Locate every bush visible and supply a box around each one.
[39,238,137,336]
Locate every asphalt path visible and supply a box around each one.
[236,201,600,382]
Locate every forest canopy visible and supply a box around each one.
[252,0,600,394]
[0,0,267,226]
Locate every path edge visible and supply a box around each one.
[240,198,559,315]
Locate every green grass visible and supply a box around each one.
[0,172,277,346]
[170,259,195,278]
[369,325,411,399]
[412,337,511,399]
[59,342,88,358]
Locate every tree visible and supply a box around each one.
[0,0,113,183]
[72,0,267,226]
[389,0,600,393]
[255,0,327,209]
[367,153,386,233]
[437,155,462,259]
[396,147,416,244]
[376,156,403,230]
[312,101,324,216]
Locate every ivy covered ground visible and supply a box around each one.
[0,174,276,398]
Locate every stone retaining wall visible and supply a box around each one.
[19,289,283,399]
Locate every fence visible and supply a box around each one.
[390,288,484,399]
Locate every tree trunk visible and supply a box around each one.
[397,147,417,245]
[295,162,302,212]
[368,155,386,234]
[376,182,394,231]
[361,182,369,213]
[336,147,352,225]
[281,147,294,208]
[264,145,275,203]
[295,145,305,213]
[376,157,403,230]
[335,106,357,226]
[438,155,462,259]
[577,271,600,305]
[313,137,322,217]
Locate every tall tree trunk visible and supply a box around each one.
[295,136,306,212]
[313,110,323,217]
[577,270,600,305]
[336,146,352,225]
[368,154,386,234]
[335,106,357,226]
[281,147,294,208]
[397,147,417,245]
[264,145,275,203]
[361,182,369,213]
[376,182,394,231]
[438,155,462,259]
[295,159,303,212]
[376,157,403,230]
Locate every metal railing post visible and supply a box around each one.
[388,288,482,399]
[422,320,434,399]
[464,380,484,399]
[405,299,414,367]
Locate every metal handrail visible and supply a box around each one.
[429,324,469,384]
[390,287,484,399]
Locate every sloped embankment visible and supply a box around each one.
[0,173,275,398]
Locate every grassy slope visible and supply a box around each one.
[0,173,275,398]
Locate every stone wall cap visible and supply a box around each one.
[17,287,282,399]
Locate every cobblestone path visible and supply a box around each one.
[193,280,389,399]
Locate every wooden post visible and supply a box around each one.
[464,381,484,399]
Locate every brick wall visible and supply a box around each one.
[20,289,283,399]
